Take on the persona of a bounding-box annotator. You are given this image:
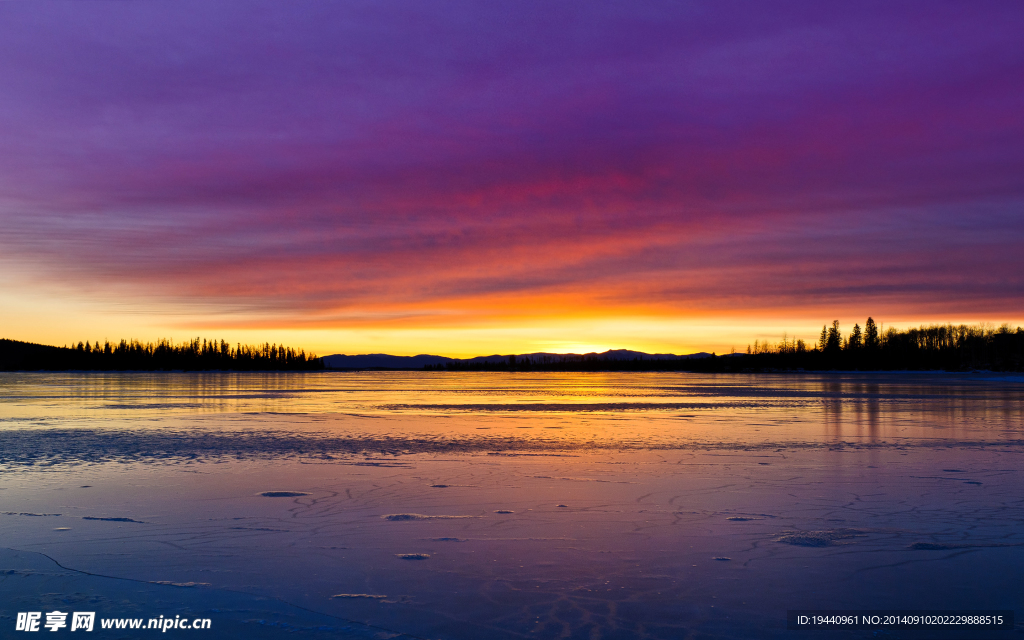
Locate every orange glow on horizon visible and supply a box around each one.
[4,282,1023,360]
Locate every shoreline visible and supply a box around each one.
[1,368,1019,375]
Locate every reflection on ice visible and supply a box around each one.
[0,372,1022,639]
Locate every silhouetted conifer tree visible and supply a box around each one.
[864,317,879,350]
[848,324,862,350]
[825,320,842,352]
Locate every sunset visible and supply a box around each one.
[2,2,1022,356]
[2,3,1023,639]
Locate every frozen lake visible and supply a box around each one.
[1,372,1022,638]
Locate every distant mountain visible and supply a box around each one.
[321,354,455,369]
[322,349,714,369]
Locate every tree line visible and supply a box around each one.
[4,318,1022,372]
[742,318,1024,370]
[0,337,323,371]
[427,319,1024,372]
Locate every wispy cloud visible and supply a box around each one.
[1,1,1023,349]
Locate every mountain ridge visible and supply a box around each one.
[322,349,716,369]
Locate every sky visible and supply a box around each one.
[1,1,1023,357]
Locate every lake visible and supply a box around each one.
[1,372,1022,638]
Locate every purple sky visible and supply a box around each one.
[2,1,1023,354]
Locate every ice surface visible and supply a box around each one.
[1,372,1022,639]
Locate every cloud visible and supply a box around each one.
[1,1,1023,334]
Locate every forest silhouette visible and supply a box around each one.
[429,319,1024,372]
[3,319,1023,371]
[0,337,322,371]
[730,318,1024,372]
